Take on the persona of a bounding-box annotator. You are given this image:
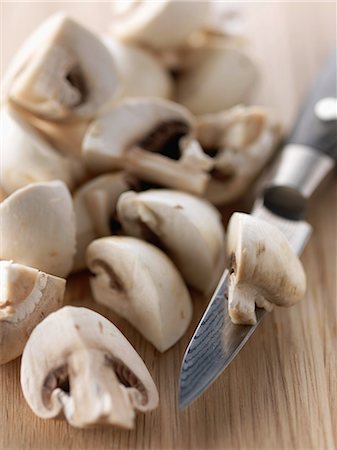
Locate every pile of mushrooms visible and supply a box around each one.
[1,2,306,430]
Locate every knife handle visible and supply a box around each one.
[263,51,337,220]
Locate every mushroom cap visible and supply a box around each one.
[6,13,118,121]
[226,213,306,324]
[102,36,172,99]
[87,237,193,352]
[0,181,76,277]
[176,44,258,115]
[0,260,65,365]
[110,1,210,49]
[20,306,159,428]
[117,189,225,293]
[0,107,74,195]
[73,173,130,272]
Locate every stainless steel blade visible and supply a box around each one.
[179,205,312,409]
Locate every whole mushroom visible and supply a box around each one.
[226,212,306,325]
[21,306,159,428]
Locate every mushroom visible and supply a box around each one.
[117,189,225,293]
[4,13,118,121]
[20,306,159,429]
[102,36,172,99]
[0,181,76,277]
[175,43,258,115]
[226,212,306,325]
[0,107,74,195]
[72,173,131,272]
[109,1,210,50]
[197,106,281,205]
[82,97,213,194]
[86,237,193,352]
[0,261,65,365]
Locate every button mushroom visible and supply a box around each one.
[0,181,76,277]
[109,1,210,50]
[0,261,65,365]
[197,106,281,205]
[86,237,193,352]
[72,173,131,272]
[226,212,306,325]
[82,97,213,194]
[20,306,159,429]
[117,189,225,293]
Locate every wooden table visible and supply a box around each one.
[1,3,336,449]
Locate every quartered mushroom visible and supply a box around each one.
[175,43,258,115]
[20,306,159,429]
[109,1,210,50]
[0,181,76,277]
[0,261,65,365]
[197,105,281,205]
[102,37,172,99]
[73,173,131,272]
[117,189,225,293]
[86,237,193,352]
[4,13,118,121]
[0,107,74,195]
[226,213,306,325]
[82,97,213,194]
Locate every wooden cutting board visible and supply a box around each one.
[1,3,336,449]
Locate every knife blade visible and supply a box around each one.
[179,50,337,409]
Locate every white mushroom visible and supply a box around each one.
[102,36,172,99]
[117,189,225,293]
[0,107,74,195]
[82,97,213,194]
[110,1,210,50]
[73,173,131,272]
[175,43,258,115]
[86,237,193,352]
[4,13,118,121]
[226,213,306,325]
[0,181,76,277]
[20,306,158,429]
[0,261,65,365]
[197,106,281,205]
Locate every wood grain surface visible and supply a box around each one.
[1,3,336,450]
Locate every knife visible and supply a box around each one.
[179,51,337,409]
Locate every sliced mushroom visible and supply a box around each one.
[87,237,193,352]
[197,106,281,205]
[0,181,76,277]
[110,1,210,50]
[73,173,131,272]
[82,97,213,194]
[0,261,65,365]
[175,43,257,115]
[102,37,172,99]
[226,213,306,325]
[4,13,118,121]
[117,189,225,293]
[20,306,158,428]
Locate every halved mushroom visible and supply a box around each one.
[117,190,225,293]
[0,261,65,365]
[73,173,131,272]
[87,237,193,352]
[102,37,172,99]
[197,106,281,205]
[226,213,306,325]
[110,1,210,50]
[0,181,76,277]
[175,43,258,115]
[82,97,213,194]
[4,13,118,121]
[20,306,158,428]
